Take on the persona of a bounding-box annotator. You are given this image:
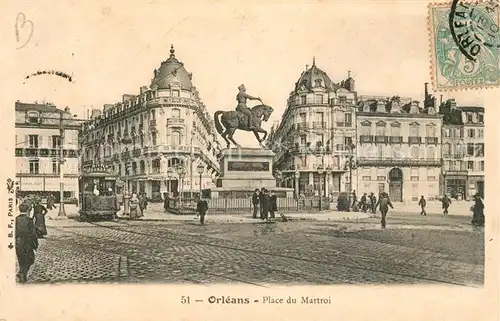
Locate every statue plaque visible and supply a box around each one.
[227,161,270,172]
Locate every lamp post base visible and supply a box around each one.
[122,194,131,216]
[53,203,68,220]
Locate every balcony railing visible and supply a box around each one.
[360,135,373,143]
[357,157,441,167]
[426,137,438,144]
[167,118,185,126]
[296,122,309,130]
[132,149,141,157]
[336,122,353,127]
[408,136,422,144]
[375,135,388,143]
[25,148,38,157]
[150,119,157,131]
[389,136,403,143]
[121,151,131,159]
[312,121,326,129]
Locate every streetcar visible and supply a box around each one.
[78,165,119,221]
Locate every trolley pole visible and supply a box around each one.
[55,111,67,219]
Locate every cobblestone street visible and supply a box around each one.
[19,212,484,286]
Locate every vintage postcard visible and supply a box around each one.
[0,0,498,320]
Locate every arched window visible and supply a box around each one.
[172,108,181,118]
[140,160,145,174]
[132,162,137,174]
[171,131,181,146]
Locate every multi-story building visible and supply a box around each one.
[80,45,222,200]
[356,92,443,202]
[440,99,484,199]
[268,59,357,197]
[15,101,80,200]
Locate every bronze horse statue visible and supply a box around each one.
[214,104,274,148]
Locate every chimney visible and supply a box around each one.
[103,104,114,112]
[305,65,309,70]
[376,100,387,113]
[90,109,102,119]
[409,101,420,114]
[440,94,443,104]
[140,86,148,94]
[122,94,134,102]
[424,82,429,99]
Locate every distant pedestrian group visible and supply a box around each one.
[252,188,279,221]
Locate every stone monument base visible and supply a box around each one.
[210,147,294,198]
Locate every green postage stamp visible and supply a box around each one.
[429,0,500,90]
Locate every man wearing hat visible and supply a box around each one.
[16,203,39,283]
[236,84,263,130]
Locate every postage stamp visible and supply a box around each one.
[429,0,500,90]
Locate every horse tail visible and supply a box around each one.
[214,111,225,135]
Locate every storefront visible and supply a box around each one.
[444,172,468,200]
[468,175,484,199]
[16,175,78,200]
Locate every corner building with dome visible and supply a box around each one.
[79,45,222,200]
[268,59,358,198]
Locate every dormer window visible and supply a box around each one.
[314,79,323,87]
[27,112,39,124]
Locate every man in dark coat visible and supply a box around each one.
[351,190,357,209]
[33,199,48,238]
[196,196,209,226]
[260,189,270,220]
[375,192,394,228]
[269,191,277,219]
[418,195,427,216]
[471,193,485,226]
[441,194,452,215]
[370,193,377,214]
[16,203,39,283]
[259,187,265,219]
[252,188,260,219]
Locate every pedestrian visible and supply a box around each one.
[375,192,394,228]
[139,193,147,214]
[261,189,270,220]
[441,194,452,215]
[269,191,277,219]
[196,195,209,226]
[46,194,54,211]
[32,198,48,238]
[16,203,39,284]
[252,188,260,219]
[471,193,485,226]
[129,193,141,218]
[351,190,357,209]
[259,187,265,219]
[360,193,368,212]
[418,195,427,216]
[370,192,377,214]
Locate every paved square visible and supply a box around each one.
[19,212,484,286]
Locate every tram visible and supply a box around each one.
[78,165,119,221]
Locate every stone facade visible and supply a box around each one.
[356,96,443,202]
[79,45,222,200]
[268,59,357,198]
[14,101,80,200]
[440,99,484,200]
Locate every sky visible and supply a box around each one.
[2,0,487,145]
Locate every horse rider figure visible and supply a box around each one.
[236,84,262,130]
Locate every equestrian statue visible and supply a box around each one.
[214,84,274,148]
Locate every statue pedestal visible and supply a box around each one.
[210,148,294,198]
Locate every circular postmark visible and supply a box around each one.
[449,0,500,61]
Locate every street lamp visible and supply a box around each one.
[121,136,133,216]
[317,165,324,211]
[197,163,204,197]
[344,143,356,208]
[294,170,300,199]
[177,164,186,207]
[167,167,174,198]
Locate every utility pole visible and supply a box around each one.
[54,111,67,219]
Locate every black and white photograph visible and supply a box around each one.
[0,1,496,320]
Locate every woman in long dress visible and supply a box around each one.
[33,199,48,238]
[129,193,141,219]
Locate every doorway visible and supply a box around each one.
[477,181,484,198]
[388,168,403,202]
